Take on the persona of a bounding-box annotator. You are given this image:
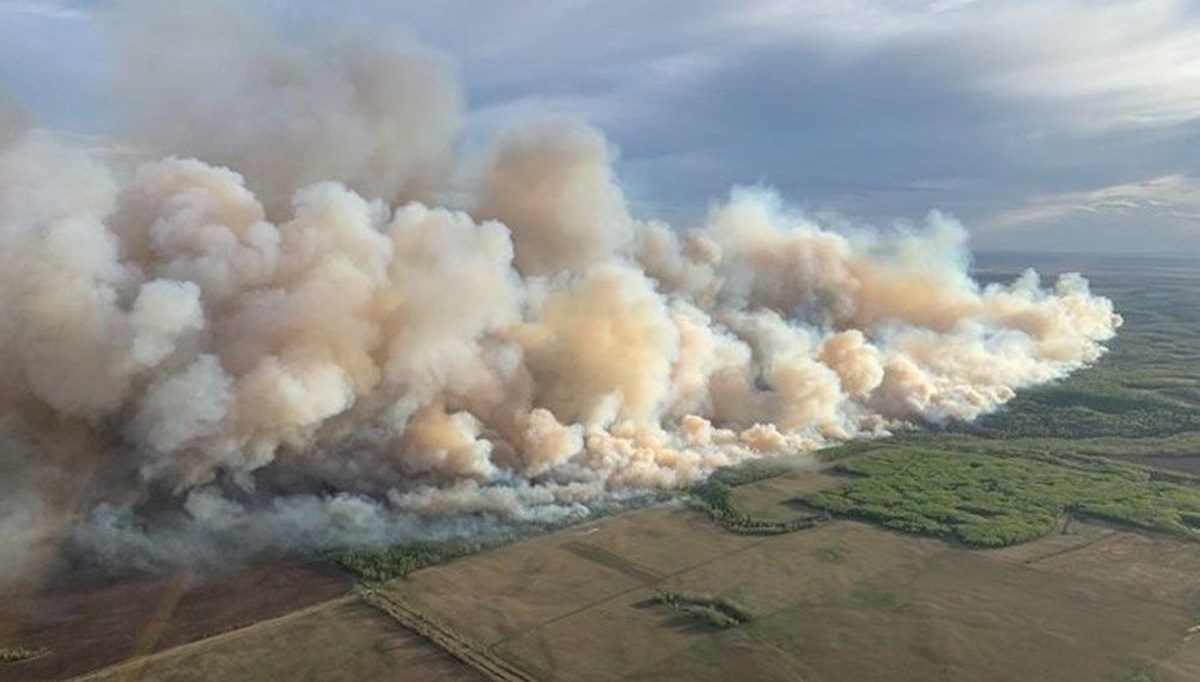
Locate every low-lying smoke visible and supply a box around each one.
[0,1,1120,584]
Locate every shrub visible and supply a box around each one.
[650,590,750,629]
[0,646,47,663]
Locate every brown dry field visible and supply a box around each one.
[729,470,847,522]
[8,469,1200,681]
[382,471,1200,682]
[70,597,483,682]
[0,560,353,682]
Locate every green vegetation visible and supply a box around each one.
[330,539,485,582]
[702,457,807,488]
[650,590,751,629]
[815,439,890,463]
[959,378,1200,440]
[1,645,47,663]
[953,266,1200,448]
[805,447,1200,547]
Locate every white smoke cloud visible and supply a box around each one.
[0,1,1121,581]
[108,0,462,210]
[475,122,634,276]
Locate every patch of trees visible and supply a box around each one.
[330,539,484,582]
[805,448,1200,548]
[650,590,750,629]
[961,379,1200,440]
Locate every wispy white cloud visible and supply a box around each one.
[0,0,87,21]
[987,175,1200,229]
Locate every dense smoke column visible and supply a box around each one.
[0,1,1121,582]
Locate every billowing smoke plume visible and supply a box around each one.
[108,0,461,210]
[0,2,1120,584]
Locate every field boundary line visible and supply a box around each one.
[361,588,538,682]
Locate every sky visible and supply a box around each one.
[1,0,1199,254]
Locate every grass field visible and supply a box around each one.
[374,506,1200,682]
[0,561,353,682]
[72,597,484,682]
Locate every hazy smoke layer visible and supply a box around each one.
[0,2,1120,582]
[109,0,462,211]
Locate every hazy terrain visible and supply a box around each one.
[4,253,1199,682]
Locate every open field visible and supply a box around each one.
[0,561,352,682]
[375,495,1200,682]
[71,597,484,682]
[0,561,485,682]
